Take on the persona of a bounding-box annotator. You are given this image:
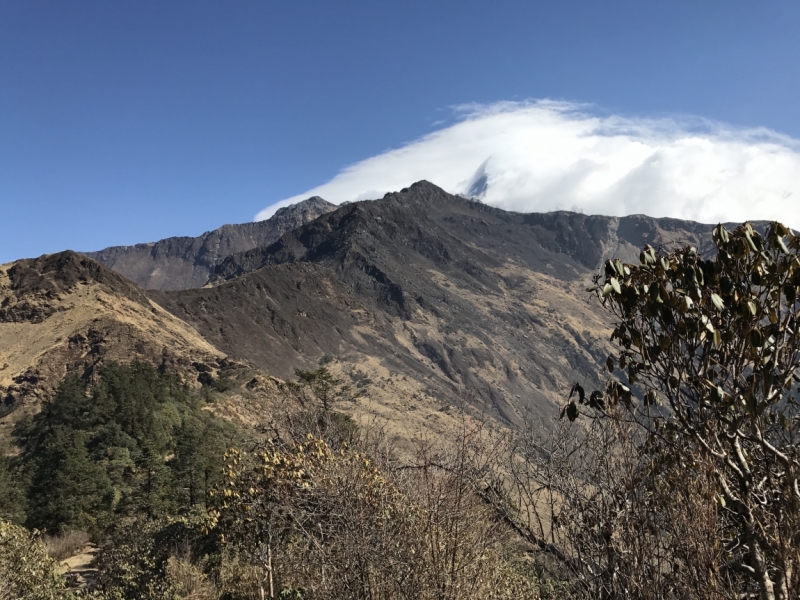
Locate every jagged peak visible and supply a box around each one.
[272,196,335,218]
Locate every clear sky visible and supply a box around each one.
[3,1,800,263]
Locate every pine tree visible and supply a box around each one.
[0,441,25,524]
[26,429,113,533]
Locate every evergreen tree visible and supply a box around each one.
[0,441,25,524]
[16,361,239,533]
[26,429,113,533]
[173,414,232,507]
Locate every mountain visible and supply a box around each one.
[3,182,739,440]
[84,196,336,290]
[151,182,726,427]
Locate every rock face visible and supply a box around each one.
[84,197,336,290]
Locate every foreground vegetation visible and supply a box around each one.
[2,220,800,599]
[510,221,800,600]
[0,364,561,599]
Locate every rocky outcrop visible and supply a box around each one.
[84,197,336,290]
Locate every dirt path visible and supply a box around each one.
[59,544,99,590]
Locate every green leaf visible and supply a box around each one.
[566,402,578,422]
[570,383,586,404]
[744,230,758,252]
[710,293,725,311]
[610,277,621,294]
[713,224,730,244]
[606,356,614,373]
[589,391,605,410]
[749,329,763,348]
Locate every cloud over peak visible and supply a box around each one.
[256,101,800,227]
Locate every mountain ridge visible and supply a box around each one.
[3,181,770,437]
[84,196,336,290]
[211,182,731,286]
[0,251,231,434]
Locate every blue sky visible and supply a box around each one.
[2,1,800,263]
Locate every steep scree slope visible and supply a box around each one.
[155,182,726,425]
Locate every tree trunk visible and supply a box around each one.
[749,532,775,600]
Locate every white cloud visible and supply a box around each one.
[255,100,800,227]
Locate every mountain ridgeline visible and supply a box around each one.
[85,196,336,290]
[0,180,790,599]
[3,181,736,430]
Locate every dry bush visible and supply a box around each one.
[493,404,747,599]
[206,413,546,600]
[165,552,217,600]
[0,518,65,600]
[484,222,800,600]
[43,530,91,561]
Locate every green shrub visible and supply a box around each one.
[0,518,64,600]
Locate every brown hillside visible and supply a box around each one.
[155,183,622,426]
[0,252,228,436]
[2,183,754,445]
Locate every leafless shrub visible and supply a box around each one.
[43,529,91,561]
[206,411,546,599]
[492,408,738,599]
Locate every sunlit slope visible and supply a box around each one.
[0,252,227,424]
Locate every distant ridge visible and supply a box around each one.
[84,196,336,290]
